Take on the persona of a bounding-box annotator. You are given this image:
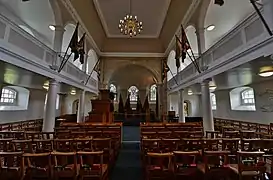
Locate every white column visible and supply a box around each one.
[77,90,86,123]
[201,79,214,132]
[178,89,185,123]
[43,79,59,132]
[263,0,273,31]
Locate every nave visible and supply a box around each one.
[0,118,273,180]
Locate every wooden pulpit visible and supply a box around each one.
[88,89,113,123]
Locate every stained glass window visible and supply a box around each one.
[0,88,17,104]
[150,84,157,101]
[128,86,139,102]
[110,84,117,100]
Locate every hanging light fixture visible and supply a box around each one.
[258,66,273,77]
[118,0,143,37]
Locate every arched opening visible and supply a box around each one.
[150,84,157,101]
[184,100,191,117]
[210,93,217,110]
[86,49,98,80]
[167,50,176,81]
[0,0,56,47]
[62,23,83,70]
[72,99,79,114]
[128,86,139,102]
[179,26,199,71]
[230,86,256,111]
[204,0,256,49]
[0,86,29,111]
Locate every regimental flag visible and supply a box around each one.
[78,33,86,64]
[181,25,190,63]
[142,95,150,113]
[69,23,79,61]
[175,35,182,69]
[118,94,124,113]
[162,60,170,81]
[136,95,142,112]
[125,94,131,112]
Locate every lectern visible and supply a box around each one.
[88,89,113,123]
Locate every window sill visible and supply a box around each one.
[231,105,256,111]
[0,105,27,111]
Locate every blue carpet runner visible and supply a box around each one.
[110,126,142,180]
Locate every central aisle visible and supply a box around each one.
[110,126,142,180]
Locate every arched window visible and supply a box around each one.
[210,93,216,110]
[150,84,157,101]
[230,87,256,111]
[110,84,117,101]
[241,88,255,105]
[0,88,17,104]
[128,86,139,102]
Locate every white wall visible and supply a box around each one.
[213,80,273,124]
[0,88,60,123]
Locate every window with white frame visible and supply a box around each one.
[110,84,117,101]
[128,86,139,102]
[241,88,255,105]
[210,93,217,110]
[150,84,157,101]
[0,88,17,105]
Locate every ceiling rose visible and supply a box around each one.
[119,15,143,37]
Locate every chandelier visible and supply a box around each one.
[118,0,143,37]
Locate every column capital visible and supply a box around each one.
[49,79,59,86]
[201,78,212,85]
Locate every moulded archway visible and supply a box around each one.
[62,23,84,70]
[86,49,98,80]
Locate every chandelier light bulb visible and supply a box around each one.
[118,13,143,37]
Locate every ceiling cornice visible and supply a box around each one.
[100,52,165,58]
[60,0,200,58]
[93,0,171,39]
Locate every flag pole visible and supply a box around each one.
[176,35,201,73]
[84,58,100,86]
[250,0,273,36]
[169,67,179,86]
[58,52,73,73]
[58,44,70,73]
[180,25,202,73]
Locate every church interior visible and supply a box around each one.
[0,0,273,179]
